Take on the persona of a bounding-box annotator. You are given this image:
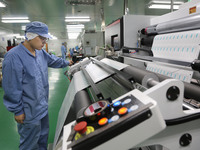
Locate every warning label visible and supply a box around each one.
[189,6,196,14]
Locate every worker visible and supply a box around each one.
[2,21,73,150]
[61,42,67,60]
[70,47,74,58]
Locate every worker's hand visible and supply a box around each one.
[69,60,74,66]
[15,113,25,124]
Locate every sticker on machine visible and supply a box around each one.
[189,6,196,14]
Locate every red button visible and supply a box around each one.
[118,107,128,115]
[74,121,87,134]
[98,117,108,126]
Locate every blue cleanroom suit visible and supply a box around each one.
[70,48,74,57]
[2,43,69,150]
[61,45,67,60]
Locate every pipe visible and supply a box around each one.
[171,0,174,12]
[124,0,128,15]
[156,14,200,34]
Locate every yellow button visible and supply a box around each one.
[98,117,108,126]
[118,107,128,115]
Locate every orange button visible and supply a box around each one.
[118,107,128,115]
[98,117,108,126]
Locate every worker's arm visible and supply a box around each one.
[2,54,25,123]
[43,49,73,67]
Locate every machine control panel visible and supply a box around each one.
[67,95,153,150]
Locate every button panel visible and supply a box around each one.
[69,95,152,150]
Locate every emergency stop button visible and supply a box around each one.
[74,121,87,134]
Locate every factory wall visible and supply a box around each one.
[45,39,80,57]
[82,32,104,56]
[0,31,103,58]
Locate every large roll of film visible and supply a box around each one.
[156,14,200,34]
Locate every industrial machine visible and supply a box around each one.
[53,57,200,150]
[53,0,200,149]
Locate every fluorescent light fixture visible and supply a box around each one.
[2,17,29,20]
[65,16,90,19]
[67,28,82,32]
[2,20,30,23]
[65,18,90,22]
[66,24,85,29]
[0,2,6,7]
[149,4,179,9]
[2,16,30,23]
[151,1,184,4]
[65,16,90,22]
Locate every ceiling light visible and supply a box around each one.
[65,18,90,22]
[2,20,30,23]
[0,2,6,7]
[149,4,179,9]
[65,16,90,22]
[148,0,183,9]
[66,0,96,6]
[65,16,90,19]
[2,17,29,20]
[66,24,85,29]
[2,17,30,23]
[150,1,184,4]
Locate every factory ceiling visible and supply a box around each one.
[0,0,187,39]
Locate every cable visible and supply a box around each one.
[165,112,200,126]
